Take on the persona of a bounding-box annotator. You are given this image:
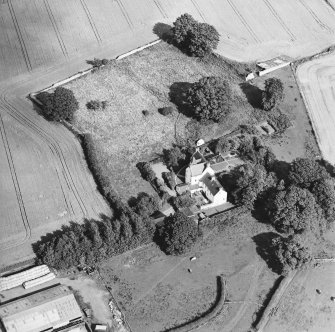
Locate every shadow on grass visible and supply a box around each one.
[240,82,263,109]
[252,232,282,275]
[153,22,173,42]
[169,82,193,117]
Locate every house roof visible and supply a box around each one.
[0,284,82,332]
[211,161,229,173]
[201,173,222,196]
[189,163,206,177]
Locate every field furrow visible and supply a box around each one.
[45,0,98,54]
[0,4,27,79]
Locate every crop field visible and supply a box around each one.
[263,263,335,332]
[296,53,335,164]
[0,75,111,269]
[1,0,335,80]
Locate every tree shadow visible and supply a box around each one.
[239,82,263,109]
[252,232,282,275]
[318,159,335,177]
[169,82,193,117]
[153,22,173,42]
[270,159,291,181]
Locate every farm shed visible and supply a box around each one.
[257,55,292,76]
[0,284,85,332]
[0,265,50,291]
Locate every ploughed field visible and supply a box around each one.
[1,0,335,80]
[296,53,335,164]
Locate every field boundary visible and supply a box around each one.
[253,270,298,332]
[29,39,162,104]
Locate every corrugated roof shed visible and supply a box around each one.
[0,284,82,332]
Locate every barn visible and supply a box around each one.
[0,284,86,332]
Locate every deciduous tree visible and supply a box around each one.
[158,211,199,255]
[272,234,313,275]
[187,77,233,122]
[262,78,284,111]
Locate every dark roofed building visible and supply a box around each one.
[0,284,85,332]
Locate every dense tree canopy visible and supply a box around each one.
[158,211,199,255]
[232,163,277,209]
[38,87,79,122]
[238,135,275,170]
[187,76,233,122]
[35,193,154,269]
[172,13,219,57]
[272,234,313,275]
[163,146,187,169]
[310,179,335,226]
[262,78,284,111]
[133,192,160,217]
[288,158,329,189]
[266,184,324,235]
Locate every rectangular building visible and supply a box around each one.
[0,284,84,332]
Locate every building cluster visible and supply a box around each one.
[175,143,243,217]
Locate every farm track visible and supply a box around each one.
[7,0,32,71]
[116,0,133,30]
[190,0,207,22]
[43,0,68,58]
[297,0,333,33]
[226,0,261,44]
[153,0,168,19]
[0,111,31,250]
[209,261,264,331]
[263,0,296,41]
[79,0,102,44]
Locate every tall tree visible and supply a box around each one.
[232,163,277,209]
[262,77,284,111]
[159,212,199,255]
[288,158,329,189]
[272,234,313,275]
[187,76,233,122]
[266,184,324,235]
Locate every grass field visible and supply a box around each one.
[97,213,276,332]
[264,263,335,332]
[246,66,320,162]
[66,42,255,199]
